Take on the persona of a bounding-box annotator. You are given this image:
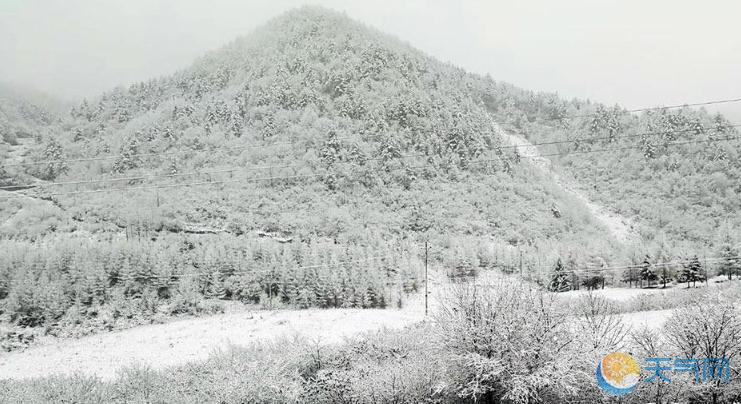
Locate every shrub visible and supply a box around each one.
[434,279,584,403]
[663,296,741,403]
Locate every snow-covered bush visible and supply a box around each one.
[434,279,585,403]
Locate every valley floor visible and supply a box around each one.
[0,275,678,381]
[0,302,426,380]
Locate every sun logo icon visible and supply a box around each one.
[596,352,641,396]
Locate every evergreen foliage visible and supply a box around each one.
[548,258,571,292]
[0,234,420,331]
[639,255,657,287]
[717,235,740,280]
[681,255,702,287]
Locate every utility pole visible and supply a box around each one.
[424,240,428,317]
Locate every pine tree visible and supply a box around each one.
[548,258,571,292]
[73,128,84,142]
[717,236,740,281]
[118,256,136,296]
[207,271,226,299]
[639,256,656,288]
[606,105,623,142]
[38,138,68,180]
[229,108,244,138]
[681,256,702,288]
[153,253,173,299]
[280,270,298,304]
[313,268,330,308]
[112,135,141,173]
[714,113,730,137]
[565,253,579,291]
[295,287,313,309]
[377,290,387,309]
[660,267,670,288]
[334,276,347,308]
[364,287,379,308]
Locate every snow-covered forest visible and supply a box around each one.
[1,5,740,404]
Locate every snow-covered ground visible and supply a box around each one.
[620,309,673,330]
[559,287,670,302]
[0,270,684,381]
[0,304,427,380]
[0,270,449,381]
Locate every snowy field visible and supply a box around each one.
[559,286,670,302]
[0,304,426,380]
[0,273,715,381]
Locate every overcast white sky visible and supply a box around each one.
[1,0,739,119]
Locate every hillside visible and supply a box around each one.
[2,6,626,253]
[0,83,63,143]
[1,6,738,341]
[8,7,608,250]
[0,7,627,338]
[478,84,741,255]
[0,83,65,181]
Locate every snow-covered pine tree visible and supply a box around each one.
[279,259,298,304]
[38,138,68,180]
[295,287,313,309]
[639,256,656,288]
[118,256,136,296]
[312,267,330,308]
[207,271,226,300]
[548,258,571,292]
[640,132,656,159]
[681,256,702,288]
[112,135,141,173]
[589,105,608,136]
[73,127,84,142]
[717,235,740,281]
[153,252,173,299]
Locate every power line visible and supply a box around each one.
[67,252,416,282]
[0,150,429,191]
[515,254,741,277]
[3,123,739,192]
[3,139,296,168]
[2,131,393,169]
[569,256,736,276]
[0,167,246,191]
[507,124,741,151]
[6,96,740,169]
[541,97,741,121]
[2,134,740,200]
[624,98,741,114]
[539,133,741,159]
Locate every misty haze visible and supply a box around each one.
[1,2,740,403]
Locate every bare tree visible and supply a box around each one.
[434,279,583,403]
[573,292,630,353]
[664,296,741,404]
[630,327,686,404]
